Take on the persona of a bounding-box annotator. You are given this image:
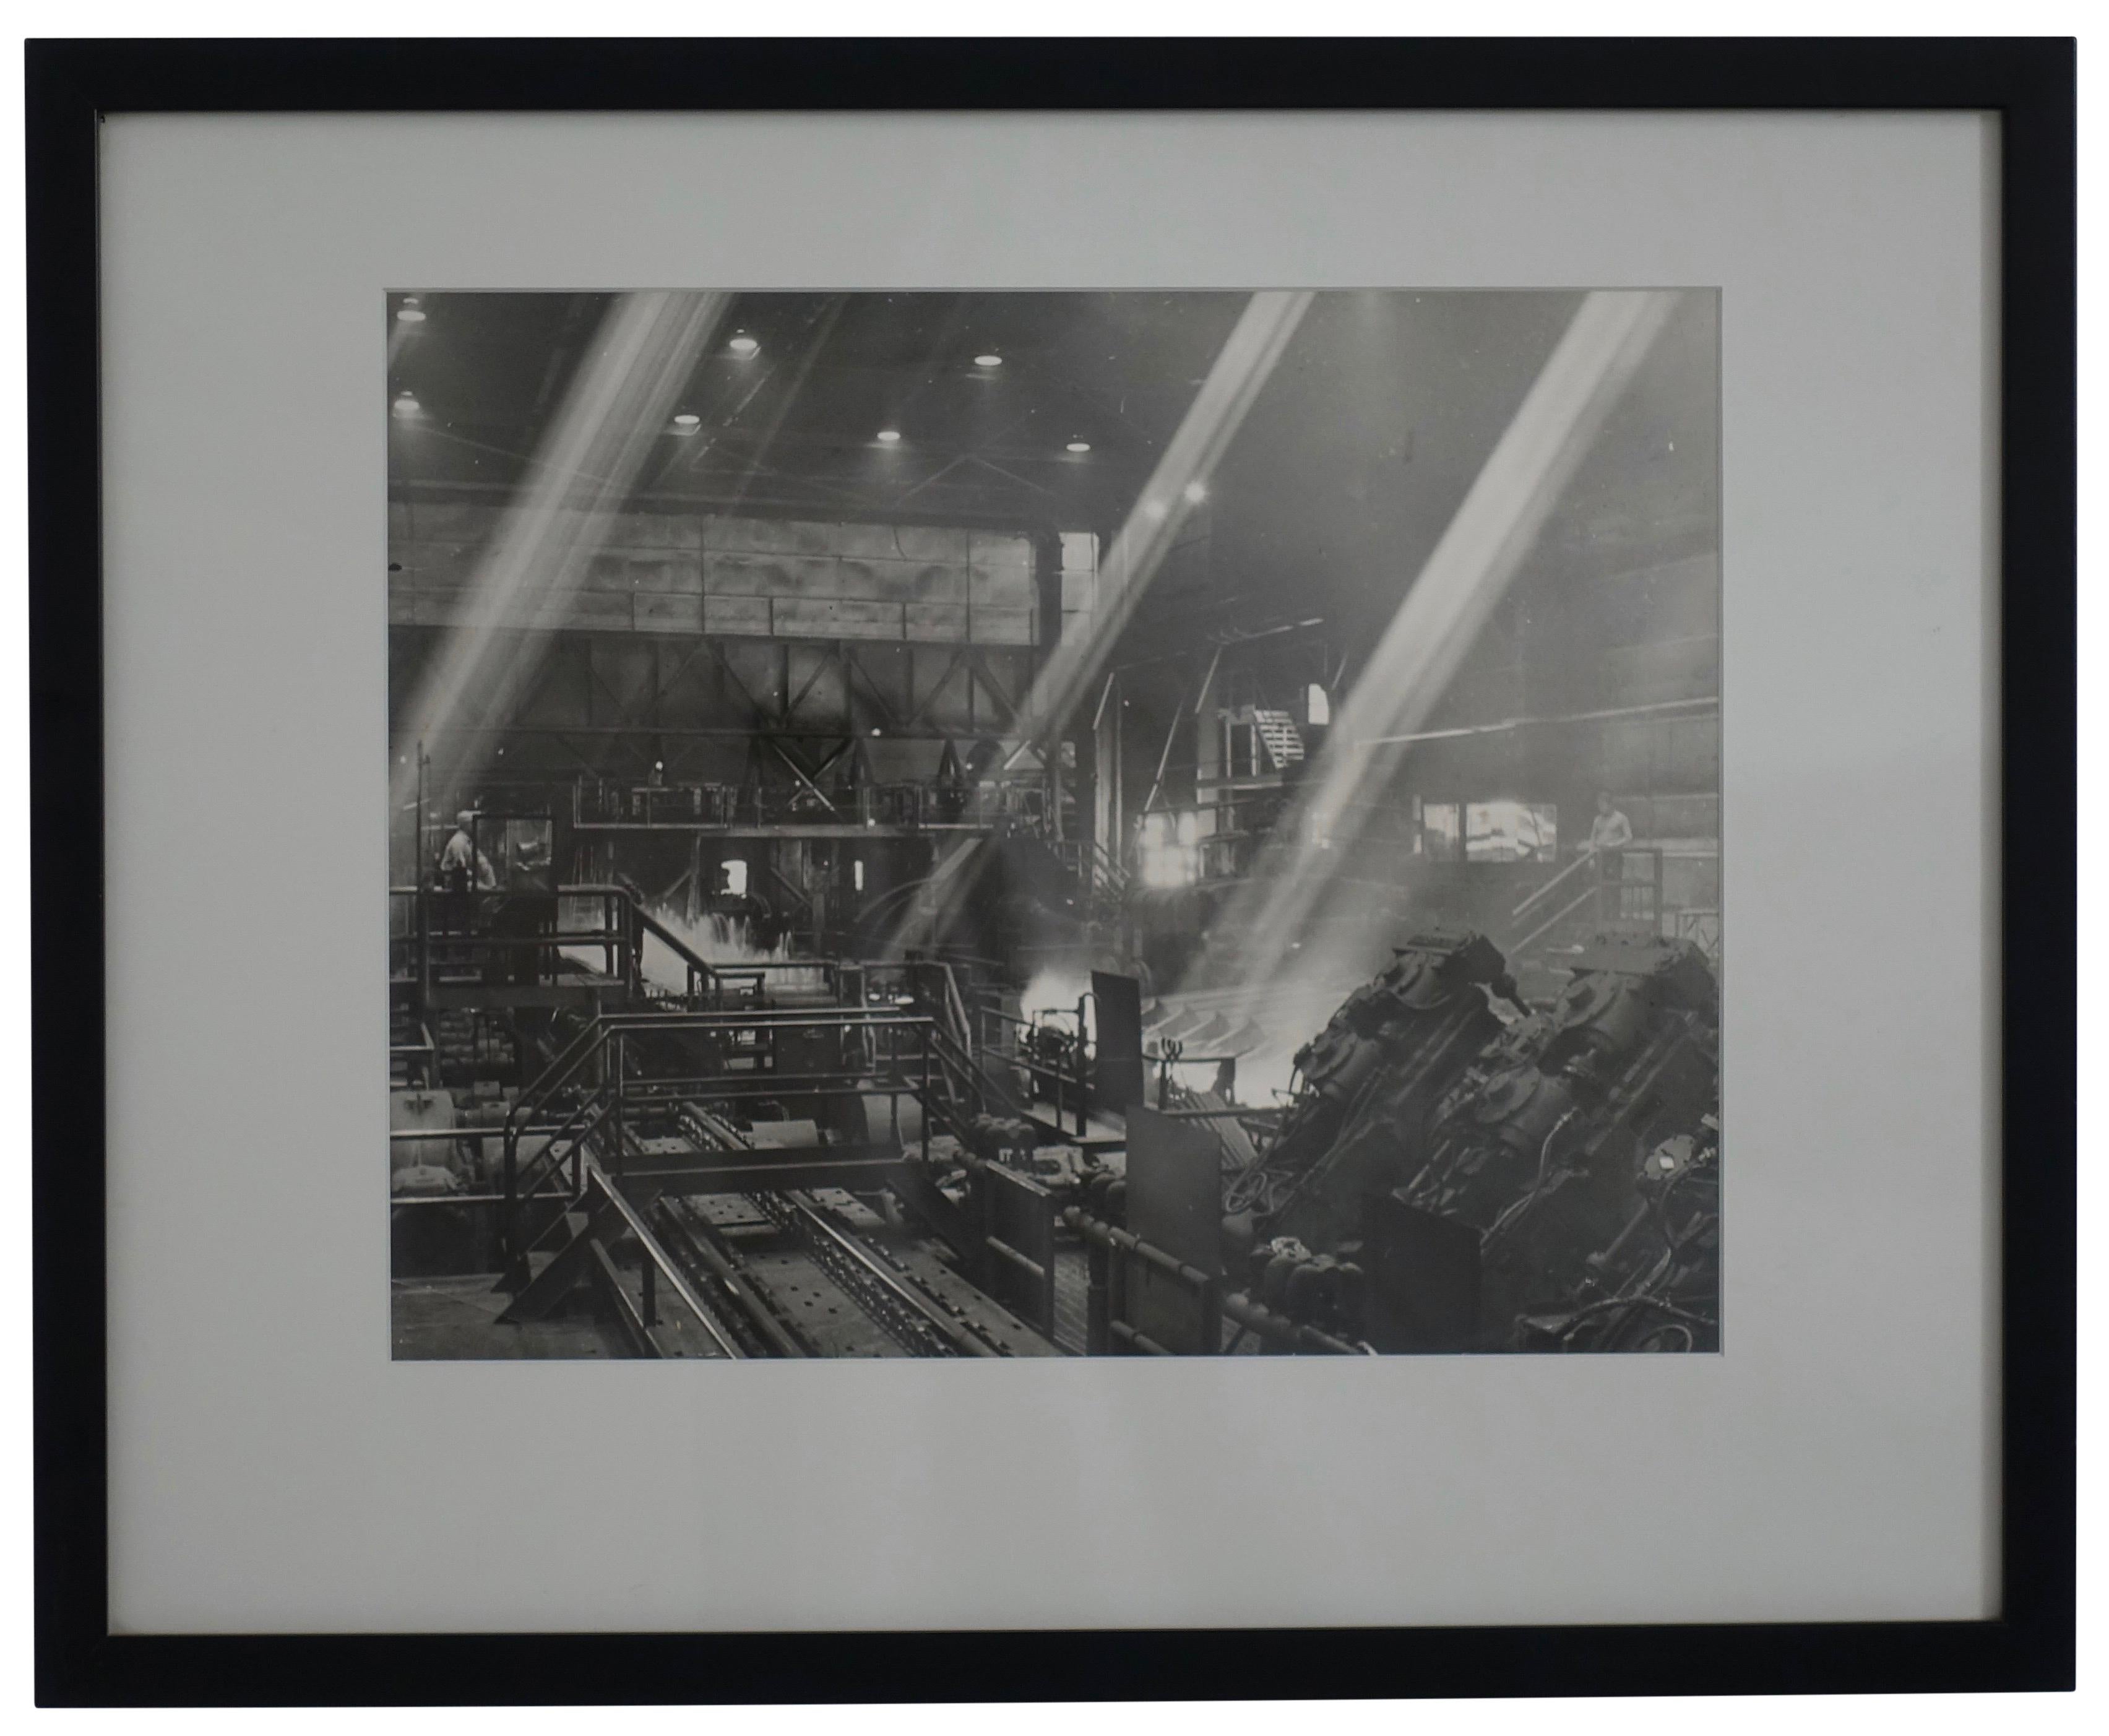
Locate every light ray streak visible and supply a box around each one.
[1203,289,1684,992]
[1006,290,1314,761]
[886,293,1310,959]
[390,291,731,815]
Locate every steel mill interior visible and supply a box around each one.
[389,289,1722,1360]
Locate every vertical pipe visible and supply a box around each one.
[413,743,425,887]
[612,1030,626,1178]
[1110,1238,1129,1356]
[501,1134,517,1263]
[1075,994,1090,1135]
[1085,1236,1109,1355]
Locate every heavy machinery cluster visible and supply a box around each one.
[389,886,1718,1357]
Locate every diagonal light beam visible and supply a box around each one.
[890,291,1313,961]
[1007,290,1314,758]
[1204,289,1685,993]
[390,291,732,814]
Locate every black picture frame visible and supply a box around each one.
[28,35,2076,1706]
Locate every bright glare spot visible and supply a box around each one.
[672,412,701,429]
[1139,811,1200,888]
[876,429,902,444]
[395,303,426,324]
[1023,966,1090,1021]
[1306,682,1331,726]
[728,334,760,358]
[721,858,748,897]
[391,392,420,418]
[1184,480,1208,504]
[853,860,866,892]
[1066,440,1091,454]
[975,354,1004,368]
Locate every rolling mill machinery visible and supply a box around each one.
[395,873,1718,1355]
[1066,928,1720,1354]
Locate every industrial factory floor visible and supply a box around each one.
[391,1275,630,1360]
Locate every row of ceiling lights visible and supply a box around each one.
[395,302,1008,374]
[683,329,1083,449]
[666,416,1097,455]
[390,384,1104,460]
[392,310,1123,461]
[394,384,1202,501]
[718,327,1007,373]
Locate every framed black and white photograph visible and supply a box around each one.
[382,283,1720,1365]
[28,33,2076,1706]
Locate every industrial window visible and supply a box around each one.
[852,860,865,893]
[721,858,749,897]
[1465,800,1558,863]
[1417,800,1462,862]
[1306,682,1331,727]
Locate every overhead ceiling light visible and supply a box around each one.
[728,334,760,358]
[974,353,1003,368]
[876,429,902,444]
[1184,480,1209,504]
[1066,440,1092,454]
[671,412,701,431]
[395,297,426,324]
[391,391,420,418]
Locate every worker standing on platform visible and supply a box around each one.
[1584,792,1634,922]
[437,810,498,892]
[434,810,496,972]
[1586,792,1632,857]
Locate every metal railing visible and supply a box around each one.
[496,1004,977,1263]
[1671,907,1722,961]
[1504,847,1665,962]
[1060,1204,1358,1357]
[572,777,1050,834]
[389,880,734,1011]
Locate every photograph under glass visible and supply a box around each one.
[386,288,1721,1360]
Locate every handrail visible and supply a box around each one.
[627,899,725,1002]
[916,960,977,1061]
[1510,850,1598,922]
[493,998,1008,1271]
[925,1022,986,1123]
[506,1008,944,1167]
[580,1160,745,1359]
[1507,884,1602,960]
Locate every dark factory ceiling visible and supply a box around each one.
[385,290,1251,530]
[386,288,1719,659]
